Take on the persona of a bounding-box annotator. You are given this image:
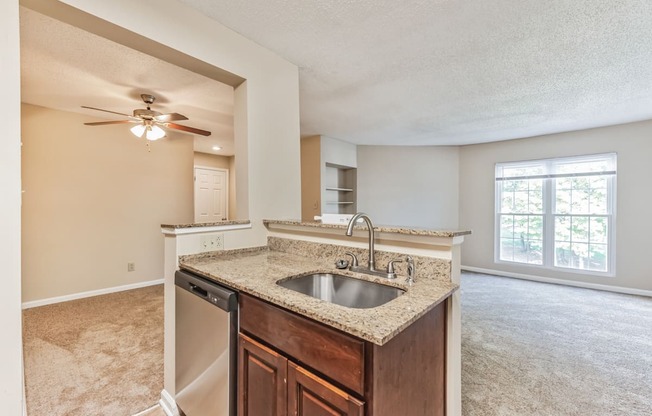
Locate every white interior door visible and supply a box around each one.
[194,167,228,223]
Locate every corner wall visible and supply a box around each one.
[459,120,652,291]
[21,104,194,302]
[357,145,460,228]
[0,0,24,412]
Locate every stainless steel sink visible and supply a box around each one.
[277,273,405,309]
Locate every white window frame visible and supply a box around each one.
[494,153,617,276]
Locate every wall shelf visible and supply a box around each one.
[325,187,354,192]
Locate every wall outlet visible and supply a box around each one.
[127,262,135,272]
[200,233,225,252]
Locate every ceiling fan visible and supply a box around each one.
[82,94,211,141]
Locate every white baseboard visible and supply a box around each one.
[462,266,652,297]
[159,389,179,416]
[132,405,160,416]
[21,279,164,309]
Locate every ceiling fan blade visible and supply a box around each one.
[81,105,134,118]
[154,112,188,122]
[84,120,137,126]
[164,122,212,136]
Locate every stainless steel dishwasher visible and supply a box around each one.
[175,270,238,416]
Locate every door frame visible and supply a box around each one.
[194,165,229,223]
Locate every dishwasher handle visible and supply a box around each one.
[189,283,209,298]
[175,270,238,312]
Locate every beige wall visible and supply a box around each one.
[194,151,230,170]
[459,120,652,291]
[357,145,460,229]
[0,0,24,411]
[194,152,236,219]
[22,104,194,302]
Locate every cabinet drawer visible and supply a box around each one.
[240,294,365,395]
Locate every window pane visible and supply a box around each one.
[514,191,529,213]
[499,214,543,265]
[524,215,543,265]
[590,217,608,244]
[529,180,543,213]
[529,216,543,240]
[555,242,571,267]
[588,244,607,272]
[557,177,571,190]
[588,181,608,214]
[500,215,514,238]
[501,192,514,213]
[555,216,571,241]
[570,242,589,269]
[571,216,589,243]
[556,188,571,214]
[500,179,543,214]
[571,189,590,214]
[502,180,518,192]
[500,238,515,262]
[513,215,528,236]
[572,177,590,191]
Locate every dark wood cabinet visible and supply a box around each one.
[288,361,364,416]
[239,293,447,416]
[238,333,287,416]
[239,333,364,416]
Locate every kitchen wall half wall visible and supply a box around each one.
[22,103,194,303]
[459,119,652,292]
[357,145,460,229]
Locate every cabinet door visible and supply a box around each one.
[238,334,287,416]
[288,361,364,416]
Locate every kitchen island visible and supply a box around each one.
[161,220,470,416]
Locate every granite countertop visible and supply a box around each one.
[161,220,251,229]
[179,247,457,345]
[263,219,471,237]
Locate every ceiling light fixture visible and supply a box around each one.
[130,122,166,141]
[212,145,222,151]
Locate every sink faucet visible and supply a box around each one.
[346,212,377,271]
[345,213,398,279]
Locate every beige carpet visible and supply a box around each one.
[461,272,652,416]
[23,285,164,416]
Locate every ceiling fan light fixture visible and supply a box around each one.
[84,94,211,143]
[130,123,166,141]
[146,125,166,141]
[130,124,146,138]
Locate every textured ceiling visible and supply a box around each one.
[19,1,652,147]
[20,7,235,156]
[178,0,652,145]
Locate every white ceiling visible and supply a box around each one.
[177,0,652,145]
[20,1,652,148]
[19,7,236,156]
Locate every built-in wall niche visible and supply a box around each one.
[323,163,357,214]
[300,135,358,221]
